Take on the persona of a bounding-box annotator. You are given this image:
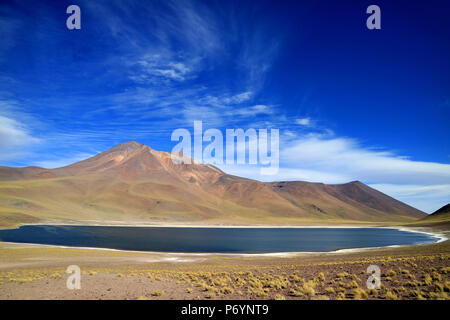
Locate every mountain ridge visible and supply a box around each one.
[0,141,426,227]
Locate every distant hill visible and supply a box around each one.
[429,204,450,217]
[413,204,450,227]
[0,141,426,227]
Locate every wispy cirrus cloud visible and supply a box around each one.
[0,115,39,148]
[295,117,313,126]
[73,0,280,130]
[0,113,40,162]
[129,56,193,83]
[86,0,223,85]
[31,153,95,169]
[0,0,281,161]
[0,96,43,161]
[230,105,274,117]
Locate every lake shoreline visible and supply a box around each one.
[0,224,446,256]
[1,231,449,300]
[0,221,411,230]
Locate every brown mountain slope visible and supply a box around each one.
[0,166,50,180]
[268,181,424,221]
[0,141,426,227]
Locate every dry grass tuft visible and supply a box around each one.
[352,288,368,300]
[274,293,286,300]
[152,290,164,297]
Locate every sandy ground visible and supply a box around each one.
[0,226,449,300]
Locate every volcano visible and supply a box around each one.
[0,141,426,227]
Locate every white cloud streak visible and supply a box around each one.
[32,153,94,169]
[281,136,450,185]
[0,115,39,148]
[295,117,312,126]
[216,130,450,213]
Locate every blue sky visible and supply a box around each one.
[0,0,449,212]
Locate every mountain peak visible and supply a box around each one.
[107,141,153,154]
[348,180,364,185]
[114,141,145,149]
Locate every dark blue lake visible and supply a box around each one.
[0,225,438,253]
